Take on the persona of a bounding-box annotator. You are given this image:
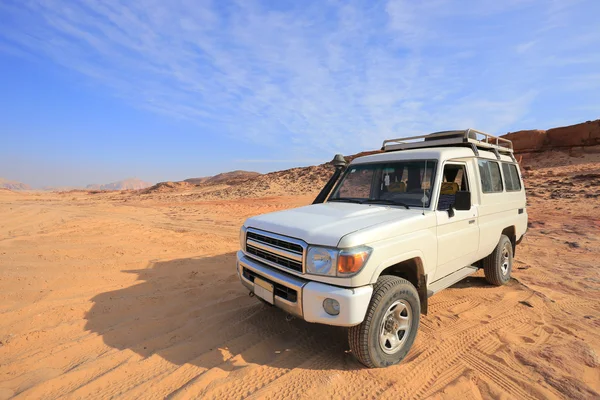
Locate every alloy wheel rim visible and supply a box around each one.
[379,300,412,355]
[501,243,511,275]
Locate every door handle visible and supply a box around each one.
[468,219,475,224]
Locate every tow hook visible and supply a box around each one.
[249,292,255,298]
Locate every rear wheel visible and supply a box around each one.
[348,276,420,368]
[483,234,513,286]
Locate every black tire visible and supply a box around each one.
[348,276,420,368]
[483,234,513,286]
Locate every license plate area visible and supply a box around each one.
[253,277,274,304]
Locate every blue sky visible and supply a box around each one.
[0,0,599,188]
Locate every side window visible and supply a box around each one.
[502,163,522,191]
[478,160,503,193]
[437,164,468,210]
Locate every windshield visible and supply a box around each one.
[329,160,437,208]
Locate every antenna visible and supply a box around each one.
[422,160,427,216]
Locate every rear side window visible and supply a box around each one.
[502,163,522,191]
[478,160,503,193]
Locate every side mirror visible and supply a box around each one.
[453,191,471,211]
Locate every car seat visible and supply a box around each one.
[388,181,406,193]
[438,182,459,210]
[440,182,459,195]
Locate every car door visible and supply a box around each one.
[434,162,480,281]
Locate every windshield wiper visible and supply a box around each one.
[328,198,364,204]
[364,199,410,209]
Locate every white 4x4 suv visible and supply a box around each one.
[237,130,527,368]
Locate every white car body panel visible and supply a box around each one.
[245,202,421,248]
[303,282,373,326]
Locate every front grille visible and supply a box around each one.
[245,229,305,273]
[246,231,303,253]
[243,268,298,302]
[246,246,303,272]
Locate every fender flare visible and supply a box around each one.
[370,250,430,314]
[369,250,427,282]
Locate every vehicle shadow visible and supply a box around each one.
[450,275,491,289]
[450,274,522,290]
[84,252,360,372]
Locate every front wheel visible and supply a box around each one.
[483,234,513,286]
[348,276,420,368]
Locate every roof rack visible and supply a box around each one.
[381,129,514,160]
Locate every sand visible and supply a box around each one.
[1,155,599,399]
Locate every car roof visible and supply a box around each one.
[351,147,514,165]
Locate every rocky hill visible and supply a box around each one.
[137,151,382,200]
[503,119,600,154]
[198,165,333,199]
[502,119,600,169]
[195,151,383,200]
[87,178,152,191]
[184,170,261,186]
[142,181,196,193]
[0,177,31,191]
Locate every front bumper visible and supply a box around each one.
[237,251,373,327]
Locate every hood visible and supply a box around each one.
[245,202,424,247]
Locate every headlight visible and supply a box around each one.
[239,226,247,251]
[306,247,338,276]
[306,245,372,276]
[337,246,372,275]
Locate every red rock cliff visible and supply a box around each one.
[502,119,600,153]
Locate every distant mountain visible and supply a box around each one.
[184,170,261,186]
[0,177,31,191]
[143,170,262,194]
[86,178,153,191]
[42,186,82,192]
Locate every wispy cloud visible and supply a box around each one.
[516,40,537,54]
[1,0,598,159]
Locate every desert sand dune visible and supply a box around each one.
[1,153,599,399]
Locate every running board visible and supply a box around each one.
[427,266,478,297]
